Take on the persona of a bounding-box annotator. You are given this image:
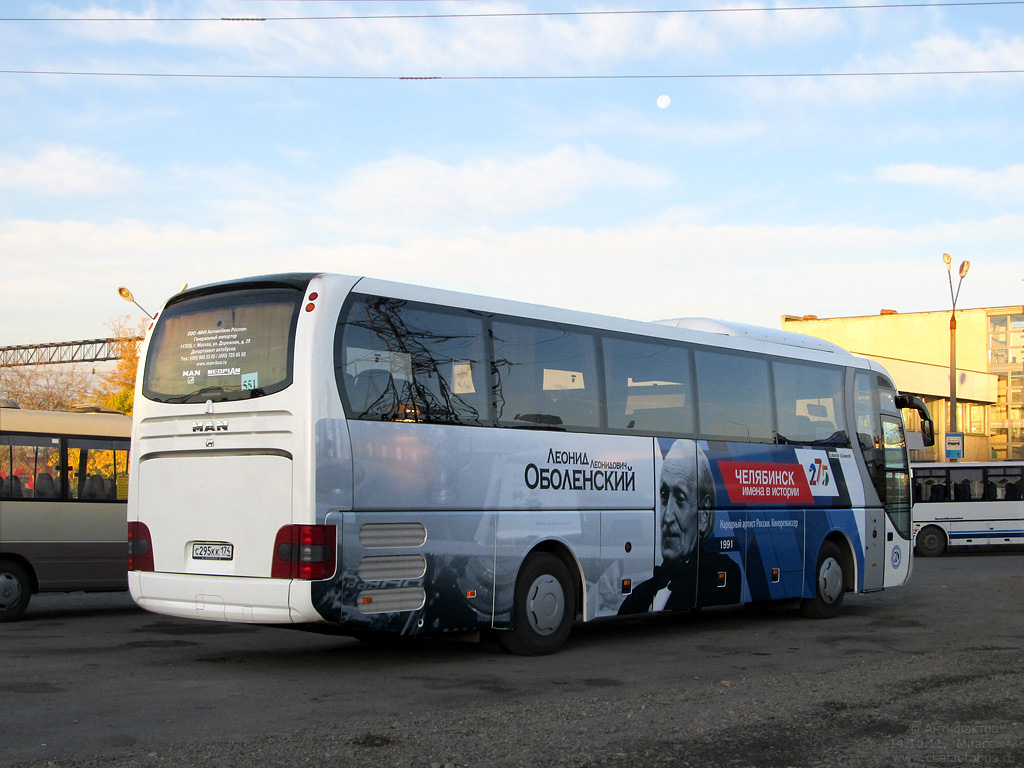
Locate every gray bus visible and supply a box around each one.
[1,403,132,620]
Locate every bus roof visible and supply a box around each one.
[162,271,872,371]
[912,460,1024,468]
[0,407,132,439]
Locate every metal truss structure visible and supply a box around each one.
[0,337,143,367]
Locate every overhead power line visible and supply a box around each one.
[3,1,1024,21]
[2,68,1023,81]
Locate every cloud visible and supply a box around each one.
[43,1,841,77]
[734,28,1024,107]
[876,163,1024,200]
[0,146,139,195]
[5,211,1024,347]
[324,145,672,232]
[885,31,1024,74]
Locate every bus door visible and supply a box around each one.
[854,373,888,592]
[854,372,912,590]
[618,438,701,614]
[880,414,912,586]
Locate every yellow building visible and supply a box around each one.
[781,307,1024,462]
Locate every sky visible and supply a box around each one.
[1,0,1023,347]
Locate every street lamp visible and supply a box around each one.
[943,253,971,452]
[117,286,154,319]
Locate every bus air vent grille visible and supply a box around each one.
[359,554,427,581]
[359,522,427,548]
[357,586,426,614]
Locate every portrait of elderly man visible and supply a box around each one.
[619,439,741,614]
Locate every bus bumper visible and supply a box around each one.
[129,571,322,624]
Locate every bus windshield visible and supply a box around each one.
[142,286,303,404]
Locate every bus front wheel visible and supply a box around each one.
[800,542,845,619]
[496,552,576,656]
[915,526,947,557]
[0,560,32,622]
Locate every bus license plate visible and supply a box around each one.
[192,542,234,561]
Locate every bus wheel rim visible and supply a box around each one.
[818,557,843,604]
[525,575,565,636]
[0,573,22,611]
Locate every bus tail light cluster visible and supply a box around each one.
[272,525,337,580]
[128,522,155,572]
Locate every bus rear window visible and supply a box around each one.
[142,287,302,404]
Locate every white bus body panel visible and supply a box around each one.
[130,571,319,623]
[883,516,912,587]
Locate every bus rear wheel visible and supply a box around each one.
[915,525,947,557]
[496,552,576,656]
[0,560,32,622]
[800,542,845,619]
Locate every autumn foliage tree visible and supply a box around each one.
[91,316,148,416]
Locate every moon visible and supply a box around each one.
[657,94,671,109]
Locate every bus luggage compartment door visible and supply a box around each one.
[138,453,293,578]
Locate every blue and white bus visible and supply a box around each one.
[912,461,1024,556]
[127,273,933,654]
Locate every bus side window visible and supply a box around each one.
[772,360,848,446]
[854,372,885,503]
[950,469,984,501]
[914,469,947,502]
[2,435,61,499]
[694,350,773,441]
[492,320,600,430]
[602,336,694,436]
[986,467,1023,501]
[68,438,126,501]
[337,296,489,425]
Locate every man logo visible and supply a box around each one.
[192,420,228,433]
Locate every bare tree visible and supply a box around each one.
[0,363,93,411]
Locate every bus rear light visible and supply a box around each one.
[272,525,337,580]
[128,522,155,572]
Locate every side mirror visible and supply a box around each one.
[895,393,936,447]
[920,419,935,447]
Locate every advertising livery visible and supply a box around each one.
[127,273,930,654]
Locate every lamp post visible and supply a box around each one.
[117,286,154,319]
[943,253,970,456]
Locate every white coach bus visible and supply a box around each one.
[127,273,933,654]
[912,461,1024,556]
